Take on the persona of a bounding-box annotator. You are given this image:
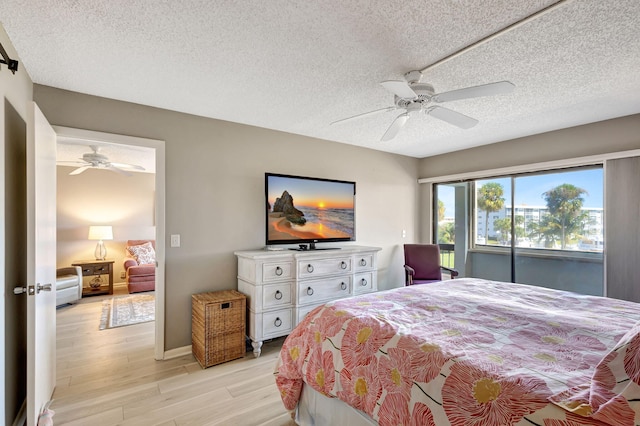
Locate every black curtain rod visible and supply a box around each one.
[0,41,19,74]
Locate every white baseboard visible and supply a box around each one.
[163,345,192,360]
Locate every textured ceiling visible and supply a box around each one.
[1,0,639,159]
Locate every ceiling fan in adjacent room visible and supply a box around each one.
[331,70,515,141]
[57,145,145,176]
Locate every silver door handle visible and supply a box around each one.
[37,283,52,293]
[14,285,35,295]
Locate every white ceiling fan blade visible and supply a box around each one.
[331,107,396,125]
[381,113,410,141]
[427,106,478,129]
[69,166,91,175]
[107,165,133,176]
[57,161,88,167]
[111,162,145,171]
[380,81,418,99]
[433,81,515,103]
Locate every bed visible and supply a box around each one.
[274,278,640,425]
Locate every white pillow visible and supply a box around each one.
[126,242,155,265]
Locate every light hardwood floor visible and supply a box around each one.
[51,288,295,426]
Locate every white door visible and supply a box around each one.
[25,103,57,425]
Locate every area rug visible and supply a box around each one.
[99,294,155,330]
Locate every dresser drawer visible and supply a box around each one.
[298,276,351,305]
[354,254,374,272]
[262,283,292,309]
[80,264,110,276]
[298,257,352,278]
[296,304,323,324]
[354,272,375,294]
[262,309,293,337]
[262,261,293,282]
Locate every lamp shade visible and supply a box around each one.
[88,225,113,241]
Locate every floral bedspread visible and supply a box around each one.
[274,278,640,425]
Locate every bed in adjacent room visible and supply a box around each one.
[274,278,640,425]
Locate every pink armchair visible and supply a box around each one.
[124,240,156,293]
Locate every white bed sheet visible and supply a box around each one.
[296,383,376,426]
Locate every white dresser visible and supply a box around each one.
[235,245,381,357]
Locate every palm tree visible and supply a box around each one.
[438,222,455,244]
[477,182,505,243]
[437,199,446,222]
[527,216,562,248]
[542,184,588,249]
[493,215,525,245]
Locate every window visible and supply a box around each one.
[434,166,604,295]
[474,168,603,252]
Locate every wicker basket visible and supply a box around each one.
[192,290,246,368]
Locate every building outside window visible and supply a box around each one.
[434,166,604,295]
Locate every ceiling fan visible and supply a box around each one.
[332,70,515,141]
[57,145,145,176]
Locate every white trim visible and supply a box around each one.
[164,345,192,360]
[602,159,608,298]
[418,149,640,184]
[52,126,167,360]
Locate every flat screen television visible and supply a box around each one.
[265,173,355,249]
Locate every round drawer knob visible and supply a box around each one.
[306,287,314,296]
[274,317,282,327]
[274,290,283,300]
[361,278,368,286]
[307,264,314,273]
[360,259,367,266]
[340,261,347,269]
[340,282,347,290]
[275,266,283,276]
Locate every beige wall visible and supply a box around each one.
[34,85,420,350]
[418,115,640,178]
[417,114,640,242]
[56,166,155,283]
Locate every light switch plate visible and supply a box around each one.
[170,234,181,247]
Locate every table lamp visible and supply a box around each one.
[88,225,113,260]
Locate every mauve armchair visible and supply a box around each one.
[403,244,458,285]
[124,240,156,293]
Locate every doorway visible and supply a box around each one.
[53,127,166,360]
[4,99,28,425]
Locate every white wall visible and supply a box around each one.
[56,166,155,283]
[34,85,420,350]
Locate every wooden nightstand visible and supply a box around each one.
[72,259,115,296]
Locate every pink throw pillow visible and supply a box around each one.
[126,242,156,265]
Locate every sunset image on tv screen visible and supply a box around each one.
[266,175,355,242]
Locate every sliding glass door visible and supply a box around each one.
[434,166,604,295]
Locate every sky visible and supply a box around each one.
[267,175,355,209]
[437,168,603,217]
